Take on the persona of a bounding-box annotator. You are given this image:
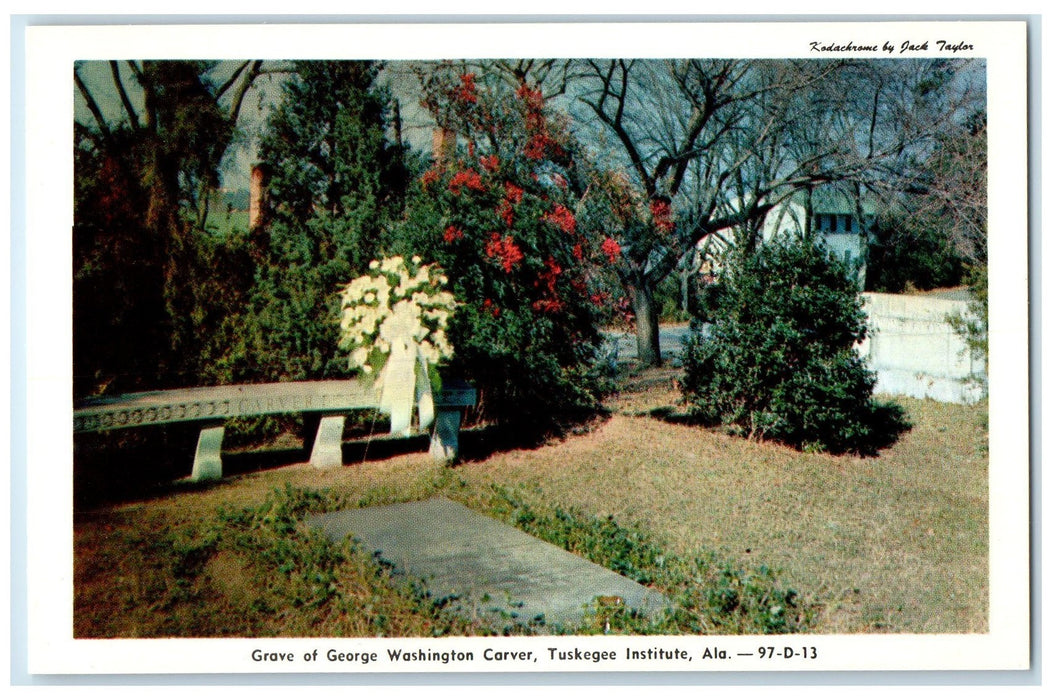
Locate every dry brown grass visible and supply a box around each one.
[455,398,987,633]
[74,367,987,636]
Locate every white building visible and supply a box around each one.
[699,189,877,287]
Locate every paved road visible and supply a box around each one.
[602,324,693,365]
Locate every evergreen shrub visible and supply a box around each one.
[681,237,909,455]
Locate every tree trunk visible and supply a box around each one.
[680,265,690,314]
[853,182,870,289]
[631,284,662,367]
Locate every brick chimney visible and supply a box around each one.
[432,127,456,165]
[249,163,267,230]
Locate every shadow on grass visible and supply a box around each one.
[856,400,914,457]
[645,405,706,425]
[645,400,912,457]
[73,426,310,510]
[74,409,612,510]
[457,408,611,463]
[74,430,431,510]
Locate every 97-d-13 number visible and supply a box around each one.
[757,646,818,659]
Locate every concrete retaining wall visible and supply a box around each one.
[858,292,986,404]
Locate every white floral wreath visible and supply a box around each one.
[338,256,456,435]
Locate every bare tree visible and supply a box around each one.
[570,58,984,365]
[572,59,847,364]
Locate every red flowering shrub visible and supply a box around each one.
[448,169,485,195]
[544,204,577,235]
[394,65,616,428]
[485,233,526,273]
[496,199,515,228]
[516,82,567,161]
[535,256,562,294]
[504,182,524,203]
[421,168,442,189]
[522,135,548,161]
[516,83,545,113]
[454,72,478,103]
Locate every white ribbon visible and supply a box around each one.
[415,349,435,431]
[378,339,436,437]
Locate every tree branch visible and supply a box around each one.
[217,60,251,98]
[109,60,140,130]
[74,66,111,140]
[581,59,656,195]
[225,59,265,123]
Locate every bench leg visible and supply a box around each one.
[191,425,225,482]
[310,415,345,468]
[429,408,462,461]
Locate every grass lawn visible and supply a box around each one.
[73,366,988,637]
[204,208,250,238]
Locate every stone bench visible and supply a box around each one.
[73,378,477,481]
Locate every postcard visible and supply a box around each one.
[19,18,1030,677]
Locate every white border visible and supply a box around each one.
[22,20,1030,675]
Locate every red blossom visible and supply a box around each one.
[572,243,584,261]
[485,233,525,273]
[590,292,611,307]
[454,73,478,104]
[523,133,550,160]
[504,182,524,203]
[443,225,465,243]
[480,154,500,172]
[524,109,547,134]
[421,168,442,189]
[517,84,560,161]
[535,256,562,292]
[448,169,485,195]
[531,257,565,314]
[532,299,565,314]
[515,83,545,112]
[543,204,576,235]
[601,237,622,263]
[497,200,514,228]
[515,82,551,153]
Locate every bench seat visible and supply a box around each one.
[74,379,476,481]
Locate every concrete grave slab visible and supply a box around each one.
[307,497,669,629]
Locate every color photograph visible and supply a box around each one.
[18,18,1031,677]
